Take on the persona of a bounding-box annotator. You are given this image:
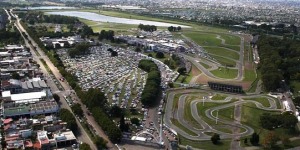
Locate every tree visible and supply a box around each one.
[168,82,174,88]
[211,133,220,144]
[168,26,174,32]
[177,26,182,31]
[59,109,77,132]
[281,112,298,129]
[177,67,187,75]
[293,96,300,107]
[244,138,248,145]
[250,132,259,146]
[79,143,92,150]
[109,105,123,117]
[52,94,60,103]
[11,72,20,79]
[130,118,140,126]
[111,51,118,57]
[71,103,84,117]
[262,131,278,149]
[281,137,290,147]
[93,136,107,149]
[156,52,164,58]
[119,115,129,132]
[135,47,141,53]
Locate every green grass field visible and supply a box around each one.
[243,97,270,108]
[211,94,227,100]
[211,67,238,79]
[220,34,241,45]
[243,69,257,82]
[171,118,198,136]
[221,44,240,51]
[184,98,204,129]
[199,62,210,69]
[212,106,235,122]
[179,134,231,150]
[212,55,236,67]
[204,47,240,60]
[184,32,221,46]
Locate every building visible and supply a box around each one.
[37,131,51,150]
[3,101,59,118]
[54,131,77,147]
[1,78,48,94]
[208,82,243,93]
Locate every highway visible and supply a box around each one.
[10,10,115,149]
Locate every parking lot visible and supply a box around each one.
[57,45,178,111]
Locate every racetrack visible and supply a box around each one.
[164,89,283,141]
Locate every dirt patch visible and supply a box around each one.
[244,62,254,70]
[191,65,201,76]
[241,34,252,43]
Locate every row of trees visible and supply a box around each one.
[167,26,182,32]
[76,88,122,143]
[257,35,300,91]
[138,59,161,107]
[138,24,157,32]
[58,109,78,132]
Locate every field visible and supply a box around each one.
[204,47,240,60]
[212,56,237,67]
[243,69,257,82]
[179,135,231,150]
[211,94,227,100]
[220,34,241,45]
[242,97,270,108]
[184,32,221,46]
[210,67,238,79]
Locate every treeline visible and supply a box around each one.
[59,109,78,132]
[257,35,300,91]
[138,24,157,32]
[76,88,122,143]
[18,12,79,25]
[138,59,161,107]
[260,112,298,130]
[0,29,22,44]
[167,26,182,32]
